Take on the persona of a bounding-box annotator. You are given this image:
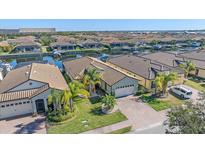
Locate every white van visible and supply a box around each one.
[171,86,193,99]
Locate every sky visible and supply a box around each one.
[1,19,205,31]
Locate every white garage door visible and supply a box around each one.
[0,101,33,119]
[115,86,135,98]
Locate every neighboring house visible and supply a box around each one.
[50,42,77,51]
[0,63,68,119]
[110,42,129,48]
[63,57,139,98]
[81,40,102,49]
[143,51,205,79]
[179,51,205,78]
[11,42,41,53]
[107,55,184,90]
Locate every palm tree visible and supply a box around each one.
[60,90,70,114]
[68,81,90,112]
[179,61,195,79]
[48,89,62,115]
[155,72,178,96]
[101,94,116,112]
[83,67,101,96]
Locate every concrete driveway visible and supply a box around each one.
[0,115,46,134]
[117,96,167,131]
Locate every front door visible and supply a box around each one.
[35,99,45,113]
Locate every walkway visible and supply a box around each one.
[82,120,131,134]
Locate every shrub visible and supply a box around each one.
[47,111,75,123]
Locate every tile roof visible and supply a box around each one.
[0,84,49,103]
[63,57,126,86]
[0,63,68,93]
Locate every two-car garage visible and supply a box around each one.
[114,85,135,98]
[0,100,33,120]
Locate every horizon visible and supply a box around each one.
[1,19,205,31]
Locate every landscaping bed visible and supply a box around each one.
[47,99,127,134]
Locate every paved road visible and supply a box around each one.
[0,115,46,134]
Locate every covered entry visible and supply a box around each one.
[35,99,45,113]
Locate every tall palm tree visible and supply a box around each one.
[48,89,62,115]
[179,61,195,79]
[155,72,178,96]
[101,94,116,112]
[68,81,90,112]
[60,89,70,114]
[83,67,101,96]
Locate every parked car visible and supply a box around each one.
[171,86,192,99]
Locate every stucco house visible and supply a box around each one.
[107,55,184,90]
[0,63,68,119]
[11,42,41,53]
[63,57,139,98]
[50,42,77,51]
[143,51,205,79]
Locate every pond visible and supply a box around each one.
[9,56,63,70]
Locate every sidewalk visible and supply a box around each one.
[82,120,131,134]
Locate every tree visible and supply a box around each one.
[101,94,116,112]
[60,90,70,115]
[39,36,55,46]
[155,72,178,96]
[165,101,205,134]
[68,81,90,112]
[179,61,195,79]
[48,89,62,115]
[83,67,101,96]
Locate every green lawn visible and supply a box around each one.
[184,80,205,92]
[141,93,184,111]
[48,99,127,134]
[108,126,132,134]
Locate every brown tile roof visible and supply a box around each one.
[108,55,181,79]
[179,51,205,61]
[142,52,183,67]
[0,63,68,93]
[0,65,31,93]
[143,51,205,70]
[30,63,68,90]
[63,57,126,86]
[0,85,49,103]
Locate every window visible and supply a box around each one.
[23,102,26,104]
[6,104,9,107]
[1,105,5,108]
[19,102,22,105]
[29,82,33,86]
[10,104,14,106]
[27,101,30,104]
[15,103,18,105]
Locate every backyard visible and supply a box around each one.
[48,98,127,134]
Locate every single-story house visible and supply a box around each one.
[107,55,184,90]
[11,42,41,53]
[110,42,129,48]
[0,63,68,119]
[50,42,77,51]
[81,40,102,49]
[63,57,139,98]
[143,51,205,79]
